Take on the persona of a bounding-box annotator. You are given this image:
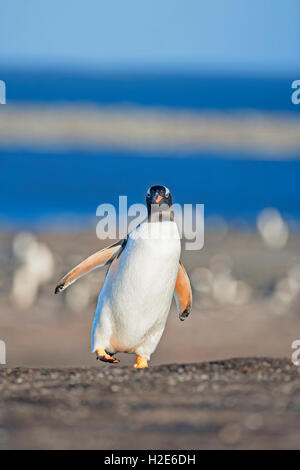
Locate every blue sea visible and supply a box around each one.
[1,68,298,112]
[0,69,299,228]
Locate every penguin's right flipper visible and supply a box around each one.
[55,239,126,294]
[174,261,192,321]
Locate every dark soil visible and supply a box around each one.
[0,357,300,449]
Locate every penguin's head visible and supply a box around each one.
[146,185,172,212]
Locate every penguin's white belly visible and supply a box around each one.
[92,221,181,358]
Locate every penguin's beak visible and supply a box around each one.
[154,195,163,203]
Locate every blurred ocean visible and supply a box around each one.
[0,69,299,227]
[1,69,298,111]
[1,149,300,227]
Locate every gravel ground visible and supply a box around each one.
[0,357,300,450]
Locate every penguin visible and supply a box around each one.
[55,185,192,368]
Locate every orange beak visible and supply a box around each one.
[154,195,163,203]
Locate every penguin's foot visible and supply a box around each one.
[96,348,120,364]
[133,355,148,369]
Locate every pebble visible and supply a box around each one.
[218,423,242,445]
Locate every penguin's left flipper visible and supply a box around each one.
[174,261,192,321]
[55,239,126,294]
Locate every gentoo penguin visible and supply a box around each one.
[55,185,192,368]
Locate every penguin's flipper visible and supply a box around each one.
[55,239,126,294]
[174,261,192,321]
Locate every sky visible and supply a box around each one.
[0,0,299,74]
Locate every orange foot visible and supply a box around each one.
[96,348,120,364]
[133,355,149,369]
